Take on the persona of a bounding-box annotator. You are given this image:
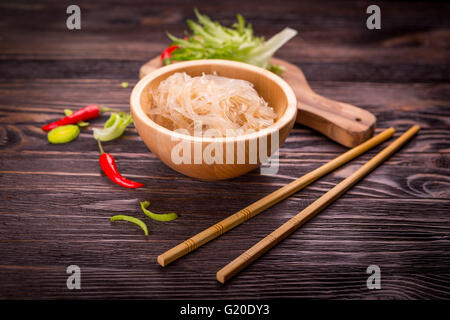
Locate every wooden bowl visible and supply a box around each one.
[130,59,297,180]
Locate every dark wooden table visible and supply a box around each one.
[1,0,449,299]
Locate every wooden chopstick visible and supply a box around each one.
[216,125,420,283]
[158,128,396,267]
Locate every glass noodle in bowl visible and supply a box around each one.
[146,72,277,137]
[130,59,298,180]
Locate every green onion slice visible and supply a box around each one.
[110,215,149,236]
[47,124,80,144]
[93,112,133,142]
[64,109,90,127]
[140,201,178,222]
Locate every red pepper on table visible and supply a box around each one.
[42,104,114,131]
[161,45,178,66]
[97,140,144,189]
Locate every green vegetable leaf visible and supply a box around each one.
[64,109,89,127]
[93,112,133,142]
[167,9,297,74]
[110,215,149,236]
[140,201,178,222]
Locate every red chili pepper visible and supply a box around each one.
[161,45,178,66]
[42,104,115,131]
[98,141,144,189]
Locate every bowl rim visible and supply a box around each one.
[130,59,297,143]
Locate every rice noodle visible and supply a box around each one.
[147,72,277,136]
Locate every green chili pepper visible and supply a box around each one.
[93,112,133,142]
[110,215,148,236]
[140,201,178,222]
[47,124,80,144]
[64,109,90,127]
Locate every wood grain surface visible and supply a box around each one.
[0,0,449,299]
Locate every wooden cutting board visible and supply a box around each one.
[139,57,376,148]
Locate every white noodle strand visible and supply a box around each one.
[147,72,277,136]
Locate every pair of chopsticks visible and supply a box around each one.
[158,125,420,283]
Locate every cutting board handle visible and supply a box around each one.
[271,58,376,147]
[140,57,376,148]
[296,91,376,147]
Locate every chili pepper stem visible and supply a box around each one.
[99,105,120,113]
[97,139,105,154]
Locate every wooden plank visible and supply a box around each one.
[2,31,449,63]
[2,59,449,82]
[1,264,448,299]
[1,0,448,34]
[2,124,449,154]
[0,151,448,198]
[0,199,449,298]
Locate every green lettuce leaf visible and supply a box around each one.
[167,9,297,74]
